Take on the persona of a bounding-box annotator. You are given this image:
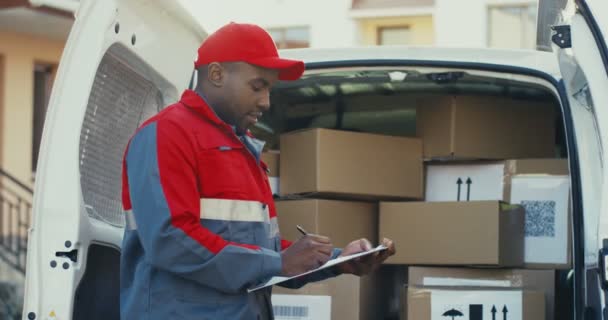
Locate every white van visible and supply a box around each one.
[21,0,607,319]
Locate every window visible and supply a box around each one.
[488,4,538,49]
[377,26,411,45]
[267,27,310,49]
[32,63,56,172]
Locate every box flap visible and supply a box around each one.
[504,159,569,176]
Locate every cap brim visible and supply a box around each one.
[248,57,305,81]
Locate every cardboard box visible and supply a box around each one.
[379,201,524,266]
[405,287,545,320]
[272,294,330,320]
[280,128,423,200]
[424,159,568,202]
[425,160,572,268]
[408,267,555,320]
[261,151,280,195]
[416,95,556,160]
[276,199,377,247]
[273,274,378,320]
[511,175,571,269]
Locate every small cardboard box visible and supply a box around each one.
[424,159,568,202]
[280,128,423,200]
[416,95,556,160]
[261,151,280,195]
[379,201,524,266]
[273,274,378,320]
[405,287,545,320]
[276,199,377,248]
[407,267,555,320]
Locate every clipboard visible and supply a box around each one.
[248,245,387,292]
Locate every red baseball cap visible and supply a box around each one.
[195,22,305,81]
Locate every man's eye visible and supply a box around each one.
[251,85,262,92]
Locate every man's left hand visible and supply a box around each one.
[336,238,396,276]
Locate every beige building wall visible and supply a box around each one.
[0,30,65,185]
[359,15,434,46]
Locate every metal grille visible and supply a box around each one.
[79,51,163,227]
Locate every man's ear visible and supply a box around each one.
[207,62,225,87]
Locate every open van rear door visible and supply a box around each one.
[21,1,205,319]
[544,0,608,318]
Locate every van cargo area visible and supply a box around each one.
[256,67,573,320]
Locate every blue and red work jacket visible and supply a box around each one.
[119,90,339,320]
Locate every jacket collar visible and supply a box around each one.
[179,89,257,140]
[179,89,232,129]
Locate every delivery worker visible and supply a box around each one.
[120,22,396,320]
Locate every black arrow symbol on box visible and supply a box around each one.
[466,177,472,201]
[502,305,508,320]
[491,305,497,320]
[456,178,463,201]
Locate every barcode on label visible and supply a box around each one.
[273,305,309,318]
[521,200,556,237]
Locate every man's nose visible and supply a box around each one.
[258,90,271,111]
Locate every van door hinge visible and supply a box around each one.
[551,25,572,48]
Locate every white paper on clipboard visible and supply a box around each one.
[248,245,387,292]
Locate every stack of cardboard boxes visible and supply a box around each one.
[271,128,422,320]
[264,95,570,320]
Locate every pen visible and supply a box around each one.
[296,225,308,236]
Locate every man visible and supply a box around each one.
[120,22,395,320]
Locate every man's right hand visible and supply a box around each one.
[280,234,333,277]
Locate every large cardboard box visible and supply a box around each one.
[416,95,556,160]
[280,128,423,200]
[408,267,555,320]
[276,199,377,247]
[425,159,571,269]
[261,151,280,195]
[379,201,524,266]
[405,287,545,320]
[272,274,378,320]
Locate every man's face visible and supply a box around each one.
[217,62,279,133]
